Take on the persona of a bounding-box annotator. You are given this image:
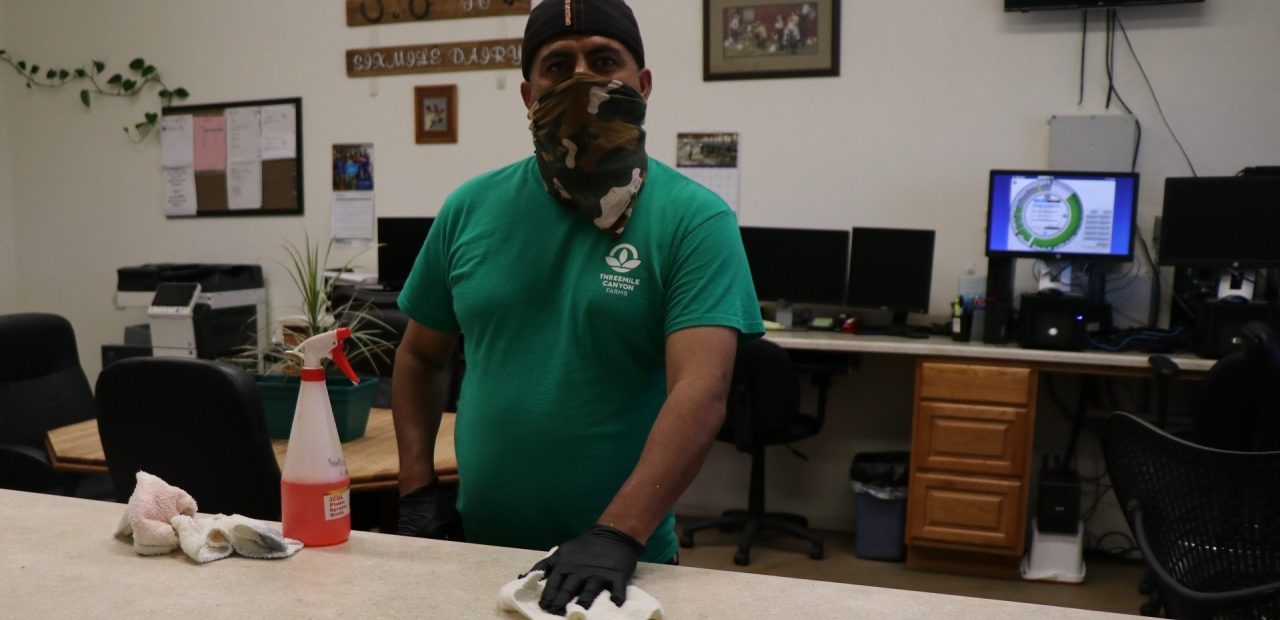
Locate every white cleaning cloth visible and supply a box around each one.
[498,569,663,620]
[113,471,302,563]
[171,514,303,563]
[113,471,198,555]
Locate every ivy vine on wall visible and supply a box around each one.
[0,50,189,141]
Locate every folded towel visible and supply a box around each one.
[113,471,302,563]
[171,514,233,563]
[498,569,663,620]
[113,471,198,555]
[171,514,303,563]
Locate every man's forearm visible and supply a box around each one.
[597,378,727,544]
[390,345,452,495]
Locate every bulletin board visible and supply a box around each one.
[160,97,303,218]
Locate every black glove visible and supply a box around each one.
[525,524,645,615]
[396,478,463,540]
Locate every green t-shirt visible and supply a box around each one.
[398,156,763,563]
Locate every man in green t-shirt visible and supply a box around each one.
[392,0,763,614]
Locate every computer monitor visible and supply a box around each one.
[986,170,1139,262]
[739,226,849,306]
[1158,175,1280,268]
[376,217,434,290]
[847,227,935,337]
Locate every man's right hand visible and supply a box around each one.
[397,478,463,540]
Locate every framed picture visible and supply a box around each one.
[703,0,840,81]
[414,84,457,144]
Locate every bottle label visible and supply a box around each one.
[324,485,351,521]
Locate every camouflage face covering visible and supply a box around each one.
[529,73,648,237]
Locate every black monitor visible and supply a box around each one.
[847,227,935,337]
[376,217,434,290]
[1159,176,1280,268]
[986,170,1139,263]
[1005,0,1202,11]
[739,226,849,306]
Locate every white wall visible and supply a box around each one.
[0,12,16,315]
[1,0,1277,532]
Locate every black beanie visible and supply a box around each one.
[521,0,645,80]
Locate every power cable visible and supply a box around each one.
[1136,224,1160,327]
[1103,10,1143,172]
[1078,10,1088,106]
[1114,12,1199,176]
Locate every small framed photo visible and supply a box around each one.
[704,0,840,81]
[414,84,457,144]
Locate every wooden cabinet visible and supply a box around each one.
[908,471,1023,550]
[906,360,1037,577]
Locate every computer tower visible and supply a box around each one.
[1036,466,1081,535]
[1193,300,1274,359]
[1018,294,1089,351]
[983,256,1016,344]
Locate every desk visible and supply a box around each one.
[0,489,1130,619]
[764,331,1212,577]
[765,331,1215,375]
[45,408,457,492]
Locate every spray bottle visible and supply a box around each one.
[281,327,358,546]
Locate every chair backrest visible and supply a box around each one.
[0,313,96,448]
[1240,321,1280,451]
[96,356,281,520]
[721,338,802,449]
[1195,321,1280,452]
[342,306,408,379]
[1102,412,1280,619]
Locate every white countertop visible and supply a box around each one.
[1,489,1133,619]
[764,330,1215,373]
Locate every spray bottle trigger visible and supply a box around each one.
[330,327,360,384]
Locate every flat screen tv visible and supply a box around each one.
[986,170,1139,262]
[1006,0,1202,11]
[1158,176,1280,268]
[846,227,935,336]
[739,226,850,305]
[376,216,434,291]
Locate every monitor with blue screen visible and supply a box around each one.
[986,170,1139,262]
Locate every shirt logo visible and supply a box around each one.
[605,243,642,274]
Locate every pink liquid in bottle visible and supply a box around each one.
[281,478,351,547]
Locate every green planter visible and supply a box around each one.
[256,375,379,442]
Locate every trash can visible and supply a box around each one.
[849,451,910,561]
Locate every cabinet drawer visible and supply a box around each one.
[919,362,1032,406]
[907,472,1024,552]
[915,402,1028,476]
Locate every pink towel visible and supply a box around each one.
[113,471,198,555]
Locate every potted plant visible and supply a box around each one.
[229,234,395,442]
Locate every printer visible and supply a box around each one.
[104,263,266,366]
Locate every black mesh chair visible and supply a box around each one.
[1102,412,1280,620]
[679,338,828,566]
[96,357,281,520]
[0,312,112,497]
[1205,322,1280,452]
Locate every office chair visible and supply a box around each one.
[0,312,113,497]
[338,305,407,408]
[679,338,827,566]
[1204,321,1280,452]
[96,357,281,520]
[334,305,464,412]
[1130,323,1280,615]
[1102,412,1280,620]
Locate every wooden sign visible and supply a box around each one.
[347,38,522,77]
[346,0,530,27]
